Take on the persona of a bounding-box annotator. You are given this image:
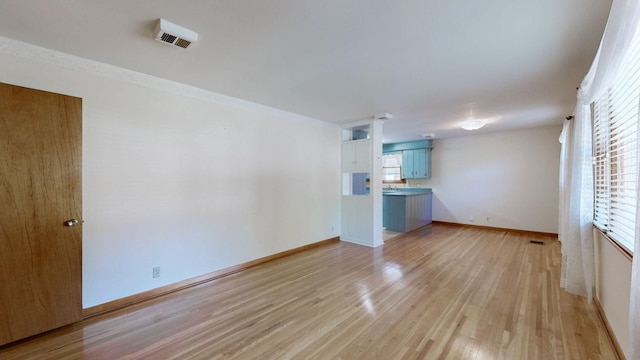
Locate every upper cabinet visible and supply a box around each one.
[402,148,430,179]
[383,140,433,179]
[342,138,371,172]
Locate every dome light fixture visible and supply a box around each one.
[461,119,487,131]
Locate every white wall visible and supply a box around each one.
[0,37,341,308]
[409,126,561,233]
[594,231,632,358]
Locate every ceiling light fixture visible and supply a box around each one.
[460,106,487,131]
[461,120,487,131]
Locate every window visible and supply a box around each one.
[383,166,402,182]
[592,25,640,254]
[382,153,405,184]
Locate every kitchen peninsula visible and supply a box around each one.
[383,189,432,233]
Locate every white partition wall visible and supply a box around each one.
[340,120,383,247]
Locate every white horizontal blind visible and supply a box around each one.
[592,99,609,229]
[383,166,401,181]
[592,25,640,253]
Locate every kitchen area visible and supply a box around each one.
[382,140,433,236]
[340,120,432,247]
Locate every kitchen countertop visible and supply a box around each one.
[383,191,425,196]
[383,188,432,196]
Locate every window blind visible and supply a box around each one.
[592,25,640,253]
[592,99,609,229]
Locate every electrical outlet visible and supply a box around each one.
[152,266,160,278]
[469,215,474,222]
[486,216,490,222]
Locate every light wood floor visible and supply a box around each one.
[0,224,617,359]
[383,229,402,241]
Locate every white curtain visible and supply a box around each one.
[558,105,594,300]
[558,0,640,358]
[581,0,640,103]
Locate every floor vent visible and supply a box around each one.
[529,240,544,245]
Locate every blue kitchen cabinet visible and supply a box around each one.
[402,148,430,179]
[384,140,432,179]
[401,149,414,179]
[383,190,432,232]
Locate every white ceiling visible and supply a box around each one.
[0,1,611,142]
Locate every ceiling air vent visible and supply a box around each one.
[374,113,393,120]
[154,19,198,49]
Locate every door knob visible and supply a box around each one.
[64,219,79,227]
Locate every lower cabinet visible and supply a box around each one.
[383,192,432,233]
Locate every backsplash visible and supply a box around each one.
[407,179,428,188]
[384,179,428,189]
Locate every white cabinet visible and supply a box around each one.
[342,139,371,172]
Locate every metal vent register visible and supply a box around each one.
[154,19,198,49]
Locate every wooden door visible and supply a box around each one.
[0,82,82,346]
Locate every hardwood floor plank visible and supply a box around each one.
[0,224,617,359]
